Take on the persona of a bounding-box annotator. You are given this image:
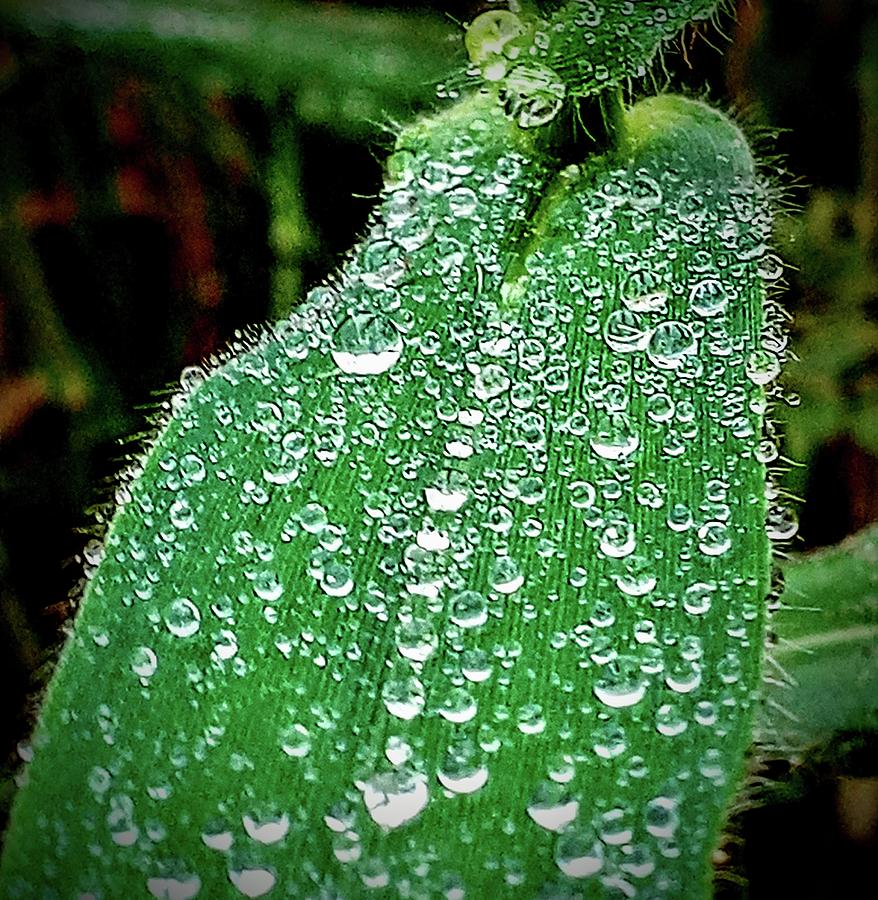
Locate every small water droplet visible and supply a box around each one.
[745,349,781,385]
[131,646,158,678]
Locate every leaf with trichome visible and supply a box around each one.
[0,91,556,898]
[463,1,722,128]
[0,86,776,898]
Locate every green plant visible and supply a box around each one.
[757,523,878,752]
[0,2,795,897]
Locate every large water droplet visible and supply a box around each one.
[766,503,799,541]
[590,413,639,461]
[242,811,290,845]
[646,321,697,369]
[465,9,529,79]
[604,310,651,353]
[518,702,546,735]
[107,794,139,847]
[164,598,201,638]
[228,867,276,898]
[593,721,627,760]
[473,363,510,401]
[382,676,425,720]
[395,618,439,662]
[569,480,597,510]
[682,581,715,616]
[527,782,579,832]
[613,555,657,597]
[697,521,731,556]
[147,875,201,899]
[598,807,634,845]
[438,742,489,795]
[449,590,488,629]
[201,823,233,851]
[385,735,413,767]
[503,64,566,129]
[689,278,729,317]
[461,648,493,683]
[490,557,524,594]
[622,289,667,315]
[358,769,429,828]
[332,832,362,864]
[131,646,158,678]
[330,312,403,375]
[437,687,478,723]
[593,658,648,709]
[645,796,679,839]
[425,486,468,513]
[745,348,781,385]
[279,723,311,758]
[555,830,604,879]
[599,513,636,559]
[320,562,354,598]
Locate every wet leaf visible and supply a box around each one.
[0,88,777,898]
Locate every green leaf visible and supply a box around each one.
[0,89,552,898]
[463,1,721,127]
[0,86,775,897]
[757,525,878,750]
[491,93,772,896]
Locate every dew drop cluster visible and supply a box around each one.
[1,92,788,900]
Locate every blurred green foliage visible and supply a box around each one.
[5,0,461,124]
[760,524,878,750]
